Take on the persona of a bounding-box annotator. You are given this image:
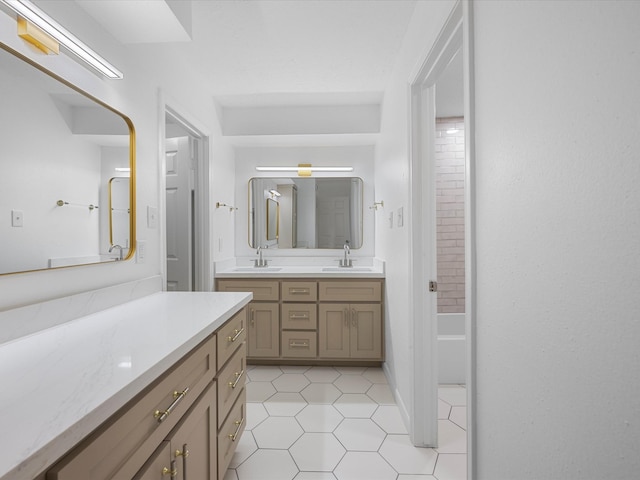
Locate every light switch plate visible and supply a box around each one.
[11,210,23,227]
[147,206,158,229]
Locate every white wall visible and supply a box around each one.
[473,1,640,478]
[375,0,457,423]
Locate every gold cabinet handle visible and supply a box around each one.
[250,309,255,326]
[175,447,189,458]
[162,461,178,477]
[154,387,189,423]
[289,341,309,348]
[227,327,245,343]
[289,313,309,320]
[289,288,309,294]
[228,416,245,442]
[228,369,245,389]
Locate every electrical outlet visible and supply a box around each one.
[11,210,23,227]
[136,240,146,263]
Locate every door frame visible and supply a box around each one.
[408,2,475,473]
[159,91,212,292]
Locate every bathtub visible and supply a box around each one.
[438,313,466,384]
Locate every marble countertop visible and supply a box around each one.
[0,291,252,480]
[215,265,385,278]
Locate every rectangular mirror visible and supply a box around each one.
[248,177,363,249]
[0,43,135,275]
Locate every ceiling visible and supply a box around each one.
[74,0,418,99]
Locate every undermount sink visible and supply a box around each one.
[232,267,282,272]
[321,267,374,272]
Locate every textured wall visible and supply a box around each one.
[474,1,640,478]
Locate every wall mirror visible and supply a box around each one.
[266,198,279,241]
[0,44,135,275]
[248,177,363,249]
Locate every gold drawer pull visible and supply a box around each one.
[162,461,178,477]
[228,416,245,442]
[289,313,309,319]
[289,341,309,348]
[154,387,189,423]
[289,288,309,294]
[175,447,189,458]
[228,369,245,389]
[227,327,245,343]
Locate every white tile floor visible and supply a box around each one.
[225,365,466,480]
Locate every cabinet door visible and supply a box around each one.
[318,304,350,358]
[350,304,382,359]
[169,381,217,480]
[133,441,172,480]
[247,302,280,357]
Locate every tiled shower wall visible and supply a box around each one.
[436,117,465,314]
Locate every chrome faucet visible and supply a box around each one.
[109,244,124,261]
[340,240,352,267]
[255,245,269,267]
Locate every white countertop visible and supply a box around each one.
[215,265,385,278]
[0,291,252,480]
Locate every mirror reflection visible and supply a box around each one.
[0,44,135,275]
[266,198,278,241]
[248,177,363,249]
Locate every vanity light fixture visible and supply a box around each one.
[255,164,354,177]
[1,0,123,79]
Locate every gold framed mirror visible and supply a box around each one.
[0,43,136,275]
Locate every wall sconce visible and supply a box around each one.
[269,189,281,197]
[255,164,354,177]
[370,201,384,210]
[1,0,123,79]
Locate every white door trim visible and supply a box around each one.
[408,0,466,449]
[158,91,213,292]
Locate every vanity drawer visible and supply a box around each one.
[218,389,246,479]
[281,281,317,301]
[216,343,246,429]
[48,334,217,480]
[217,307,246,368]
[217,279,279,301]
[319,280,382,302]
[281,303,317,330]
[282,331,317,358]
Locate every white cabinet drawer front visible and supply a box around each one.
[282,331,317,358]
[319,281,382,302]
[281,303,317,330]
[281,281,317,301]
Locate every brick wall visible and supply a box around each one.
[436,117,465,313]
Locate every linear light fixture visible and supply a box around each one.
[1,0,123,79]
[256,165,354,174]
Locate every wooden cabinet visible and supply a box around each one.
[318,303,382,360]
[47,307,247,480]
[216,278,384,365]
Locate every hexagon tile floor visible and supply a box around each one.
[224,365,466,480]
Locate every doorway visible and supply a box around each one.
[163,108,211,292]
[408,1,475,476]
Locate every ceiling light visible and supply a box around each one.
[1,0,123,79]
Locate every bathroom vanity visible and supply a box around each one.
[215,266,385,365]
[0,291,251,480]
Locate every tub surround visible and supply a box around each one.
[0,290,251,480]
